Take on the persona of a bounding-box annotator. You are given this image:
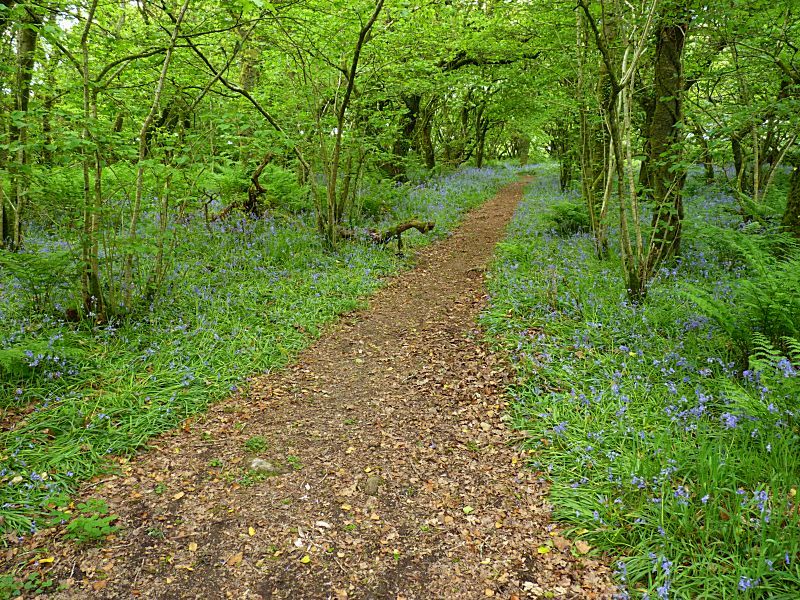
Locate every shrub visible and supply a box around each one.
[482,172,800,598]
[0,248,76,313]
[685,227,800,366]
[543,200,590,235]
[259,164,311,213]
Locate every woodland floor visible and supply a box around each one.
[7,178,614,599]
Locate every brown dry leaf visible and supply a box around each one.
[188,542,198,553]
[226,551,243,567]
[552,536,571,552]
[575,540,591,555]
[172,491,185,501]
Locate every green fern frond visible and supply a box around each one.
[781,336,800,363]
[748,332,783,373]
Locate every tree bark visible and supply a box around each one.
[245,152,273,215]
[384,95,420,179]
[475,105,489,168]
[78,0,105,318]
[511,132,530,165]
[416,99,436,170]
[339,219,434,254]
[322,0,384,248]
[645,13,688,274]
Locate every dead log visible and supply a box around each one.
[245,152,274,215]
[340,219,435,254]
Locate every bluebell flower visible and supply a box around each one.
[738,576,759,591]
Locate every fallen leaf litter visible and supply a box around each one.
[5,177,614,599]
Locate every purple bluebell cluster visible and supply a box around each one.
[482,168,800,597]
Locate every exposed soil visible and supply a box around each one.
[5,178,614,599]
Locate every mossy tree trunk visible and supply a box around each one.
[5,5,40,250]
[644,11,688,275]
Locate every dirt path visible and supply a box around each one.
[28,179,613,599]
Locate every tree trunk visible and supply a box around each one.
[783,165,800,239]
[6,7,40,250]
[416,99,436,170]
[475,107,488,168]
[512,132,530,165]
[385,95,420,179]
[694,123,714,184]
[79,0,105,318]
[731,130,748,192]
[321,0,384,249]
[246,152,273,215]
[576,5,609,258]
[645,14,688,274]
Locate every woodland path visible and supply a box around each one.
[43,178,613,599]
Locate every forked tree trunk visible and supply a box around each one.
[576,4,609,258]
[321,0,384,249]
[417,100,436,170]
[123,0,190,307]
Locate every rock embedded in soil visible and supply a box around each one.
[363,475,382,496]
[249,457,291,475]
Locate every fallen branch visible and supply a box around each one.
[340,219,435,254]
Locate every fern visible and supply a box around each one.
[0,248,76,312]
[683,284,750,362]
[734,191,783,227]
[749,332,785,372]
[745,332,800,413]
[544,201,590,236]
[782,336,800,363]
[738,256,800,339]
[684,253,800,368]
[692,221,798,273]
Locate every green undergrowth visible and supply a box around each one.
[482,171,800,598]
[0,164,526,542]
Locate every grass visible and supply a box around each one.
[481,169,800,598]
[0,163,528,541]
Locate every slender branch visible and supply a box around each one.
[577,0,620,94]
[95,47,168,83]
[165,9,310,172]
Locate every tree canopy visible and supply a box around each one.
[1,0,798,305]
